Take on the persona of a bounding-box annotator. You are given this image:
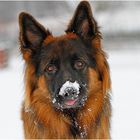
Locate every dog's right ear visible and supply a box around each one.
[19,12,51,59]
[66,1,98,40]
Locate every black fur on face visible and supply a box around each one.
[38,38,96,110]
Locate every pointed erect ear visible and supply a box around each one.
[19,12,51,50]
[66,1,98,39]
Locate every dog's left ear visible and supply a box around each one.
[66,1,98,39]
[19,12,51,50]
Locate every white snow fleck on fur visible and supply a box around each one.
[52,98,56,103]
[59,81,80,96]
[87,108,92,112]
[34,121,38,126]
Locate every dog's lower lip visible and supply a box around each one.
[65,99,77,106]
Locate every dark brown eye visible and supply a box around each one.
[74,60,85,70]
[45,64,57,74]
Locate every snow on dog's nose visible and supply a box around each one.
[59,81,80,97]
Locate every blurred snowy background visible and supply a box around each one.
[0,1,140,139]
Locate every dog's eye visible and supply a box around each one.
[45,64,57,74]
[74,60,85,70]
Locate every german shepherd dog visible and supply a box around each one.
[19,1,111,139]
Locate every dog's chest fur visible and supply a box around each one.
[23,107,87,139]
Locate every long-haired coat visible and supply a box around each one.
[19,1,111,139]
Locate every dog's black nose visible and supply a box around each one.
[64,87,77,97]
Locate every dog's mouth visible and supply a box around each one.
[63,98,79,109]
[52,95,87,110]
[65,98,78,106]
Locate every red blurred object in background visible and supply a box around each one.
[0,48,8,68]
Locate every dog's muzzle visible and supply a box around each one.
[58,81,80,106]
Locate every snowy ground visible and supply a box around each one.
[0,47,140,139]
[108,49,140,139]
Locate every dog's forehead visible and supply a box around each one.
[43,33,78,45]
[42,33,87,59]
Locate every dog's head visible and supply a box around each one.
[19,1,110,110]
